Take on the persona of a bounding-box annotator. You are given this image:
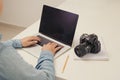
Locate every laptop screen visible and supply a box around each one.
[39,5,79,46]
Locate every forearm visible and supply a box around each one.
[0,42,54,80]
[35,50,55,80]
[3,39,22,48]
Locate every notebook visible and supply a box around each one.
[23,5,79,59]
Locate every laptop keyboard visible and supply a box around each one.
[37,35,63,51]
[37,35,52,46]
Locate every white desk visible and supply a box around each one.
[14,0,120,80]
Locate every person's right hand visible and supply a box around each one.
[21,36,40,47]
[42,42,61,55]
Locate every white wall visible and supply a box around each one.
[0,0,65,27]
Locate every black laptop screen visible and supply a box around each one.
[39,5,79,46]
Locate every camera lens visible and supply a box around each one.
[74,45,87,57]
[74,33,101,57]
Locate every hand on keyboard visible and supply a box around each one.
[37,35,63,54]
[21,36,41,47]
[42,42,62,55]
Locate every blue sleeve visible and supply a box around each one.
[0,42,55,80]
[3,39,22,48]
[35,50,55,80]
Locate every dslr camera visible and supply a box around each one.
[74,33,101,57]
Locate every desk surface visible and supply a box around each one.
[14,0,120,80]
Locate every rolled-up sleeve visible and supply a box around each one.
[3,39,22,48]
[0,43,55,80]
[35,50,55,80]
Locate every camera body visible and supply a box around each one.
[74,33,101,57]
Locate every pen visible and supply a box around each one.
[62,55,69,73]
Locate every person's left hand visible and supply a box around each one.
[21,36,41,47]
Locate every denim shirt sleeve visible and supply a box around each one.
[0,42,55,80]
[36,50,55,80]
[0,34,55,80]
[3,39,22,48]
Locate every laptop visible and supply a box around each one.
[23,5,79,59]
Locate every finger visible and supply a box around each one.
[55,46,62,52]
[42,44,47,47]
[56,46,62,50]
[51,42,57,47]
[29,36,41,41]
[29,41,38,45]
[47,42,52,45]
